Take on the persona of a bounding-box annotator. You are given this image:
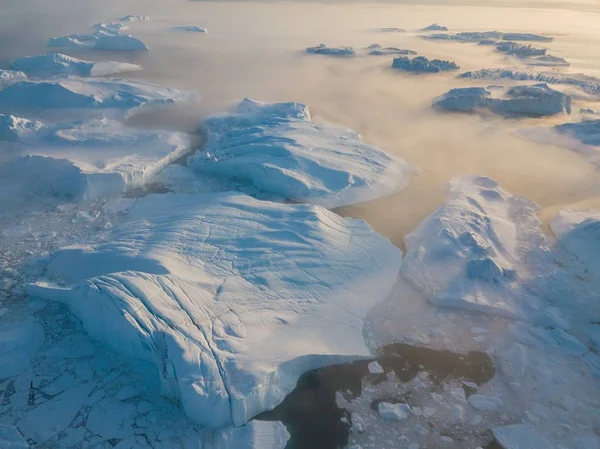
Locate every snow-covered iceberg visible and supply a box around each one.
[11,53,141,78]
[30,192,403,427]
[379,27,405,32]
[402,175,559,325]
[424,31,503,42]
[120,15,151,22]
[391,56,459,73]
[0,69,27,88]
[459,69,600,97]
[420,24,448,32]
[502,33,553,42]
[433,83,571,117]
[49,32,149,51]
[0,78,185,112]
[0,116,188,200]
[306,44,355,57]
[367,44,416,56]
[171,26,207,33]
[187,98,415,209]
[496,42,546,58]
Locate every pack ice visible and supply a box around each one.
[306,44,355,56]
[402,175,560,325]
[433,84,571,117]
[29,192,403,427]
[187,98,415,209]
[459,69,600,97]
[0,116,188,200]
[0,78,185,112]
[392,56,459,73]
[11,53,141,78]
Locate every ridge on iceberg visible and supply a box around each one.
[306,44,355,57]
[0,78,185,112]
[29,192,403,427]
[0,116,188,201]
[0,69,27,89]
[49,33,149,51]
[402,175,560,325]
[12,53,141,78]
[187,98,416,209]
[434,83,571,117]
[392,56,459,73]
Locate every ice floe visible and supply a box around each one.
[187,98,415,209]
[11,53,141,78]
[367,44,416,56]
[306,44,355,56]
[392,56,459,73]
[434,83,571,117]
[421,23,448,32]
[30,192,403,427]
[378,402,411,421]
[402,175,560,325]
[459,69,600,97]
[171,25,207,33]
[0,116,188,201]
[0,78,186,113]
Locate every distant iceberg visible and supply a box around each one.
[496,42,546,58]
[502,32,553,42]
[420,23,448,32]
[379,27,405,32]
[434,83,571,117]
[306,44,355,57]
[171,25,207,33]
[392,56,459,73]
[0,69,27,89]
[367,44,416,56]
[12,53,141,78]
[49,32,148,51]
[188,98,416,209]
[425,31,503,42]
[120,15,151,22]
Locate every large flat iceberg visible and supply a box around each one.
[12,53,141,78]
[306,44,355,57]
[30,192,403,427]
[402,175,559,325]
[49,32,149,51]
[391,56,459,73]
[188,98,415,209]
[0,116,188,200]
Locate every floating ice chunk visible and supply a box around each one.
[0,114,43,141]
[306,44,355,56]
[449,387,467,403]
[421,23,448,32]
[526,55,570,67]
[0,317,44,379]
[11,53,141,78]
[30,193,403,427]
[496,42,546,58]
[492,424,553,449]
[368,361,385,374]
[49,32,149,51]
[468,394,503,411]
[434,83,571,117]
[0,425,28,449]
[0,117,188,201]
[502,33,554,42]
[92,22,128,33]
[214,421,289,449]
[0,70,27,89]
[171,25,207,33]
[188,98,415,209]
[380,27,405,32]
[425,31,503,42]
[0,78,184,112]
[378,402,411,421]
[402,176,558,325]
[367,44,416,56]
[392,56,459,73]
[459,69,600,97]
[351,412,367,433]
[120,15,151,22]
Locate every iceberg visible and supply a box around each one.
[434,83,571,117]
[214,421,289,449]
[425,31,503,42]
[496,42,546,58]
[48,32,149,51]
[379,27,405,32]
[367,44,416,56]
[526,55,570,67]
[502,32,554,42]
[459,69,600,97]
[11,53,141,78]
[392,56,459,73]
[0,116,188,201]
[306,44,355,57]
[120,15,151,22]
[402,175,559,325]
[171,26,207,33]
[187,98,415,209]
[92,22,128,33]
[29,192,403,427]
[0,69,27,89]
[0,78,185,112]
[420,24,448,32]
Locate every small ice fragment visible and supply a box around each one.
[441,436,454,443]
[449,387,467,403]
[414,424,428,436]
[468,394,503,411]
[378,402,411,421]
[351,412,367,433]
[462,380,478,389]
[368,361,384,374]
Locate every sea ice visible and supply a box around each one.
[459,69,600,97]
[12,53,141,78]
[378,402,411,421]
[392,56,459,73]
[171,25,207,33]
[402,175,559,325]
[492,424,553,449]
[306,44,355,56]
[30,192,403,427]
[421,24,448,32]
[187,98,415,209]
[434,83,571,116]
[0,78,185,112]
[367,44,417,56]
[0,425,28,449]
[214,421,290,449]
[0,317,44,379]
[467,394,503,411]
[0,116,188,201]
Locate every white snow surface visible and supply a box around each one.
[30,192,403,427]
[402,175,560,326]
[188,98,415,209]
[11,53,141,78]
[0,116,188,201]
